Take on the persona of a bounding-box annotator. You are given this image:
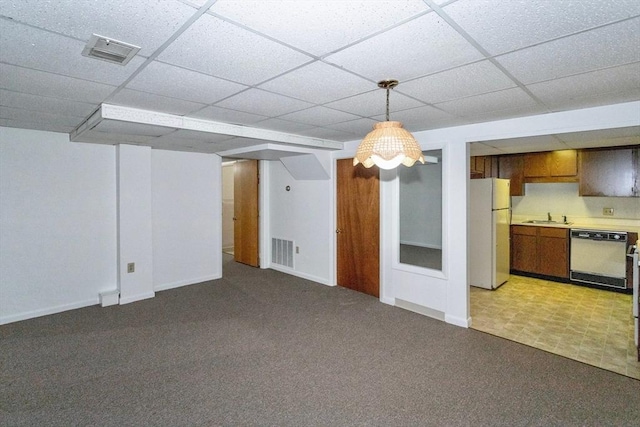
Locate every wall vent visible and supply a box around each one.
[272,238,294,268]
[82,34,140,65]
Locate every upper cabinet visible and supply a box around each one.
[579,147,639,197]
[471,146,636,197]
[470,156,498,179]
[524,150,578,181]
[498,154,524,196]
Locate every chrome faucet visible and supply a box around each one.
[562,215,567,224]
[547,212,552,221]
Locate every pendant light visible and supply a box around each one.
[353,79,425,169]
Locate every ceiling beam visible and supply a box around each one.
[70,104,344,150]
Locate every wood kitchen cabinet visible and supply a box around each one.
[579,147,639,197]
[498,154,524,196]
[470,156,497,179]
[511,225,569,279]
[524,150,578,181]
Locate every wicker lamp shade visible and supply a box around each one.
[353,121,425,169]
[353,79,424,169]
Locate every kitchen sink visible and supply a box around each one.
[522,220,573,225]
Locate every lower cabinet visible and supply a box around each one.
[511,225,569,279]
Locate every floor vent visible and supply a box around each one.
[272,238,294,268]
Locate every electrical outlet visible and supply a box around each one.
[602,207,614,216]
[296,246,299,254]
[127,262,135,273]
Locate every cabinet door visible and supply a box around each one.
[580,148,637,197]
[498,155,524,196]
[524,152,549,177]
[511,227,537,272]
[537,228,569,278]
[549,150,577,177]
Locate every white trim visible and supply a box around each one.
[119,291,155,305]
[269,265,333,286]
[154,274,222,292]
[0,298,99,325]
[445,314,472,328]
[395,298,445,321]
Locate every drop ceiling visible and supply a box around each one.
[1,0,639,157]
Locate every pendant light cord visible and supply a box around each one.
[385,88,390,122]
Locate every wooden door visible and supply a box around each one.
[234,160,259,267]
[336,159,379,297]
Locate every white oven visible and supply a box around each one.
[570,229,627,289]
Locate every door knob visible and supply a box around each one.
[336,228,343,234]
[233,217,237,221]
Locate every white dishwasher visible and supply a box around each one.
[570,229,628,289]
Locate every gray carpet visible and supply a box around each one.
[1,254,638,426]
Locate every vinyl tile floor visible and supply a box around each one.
[470,275,640,380]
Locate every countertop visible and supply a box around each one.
[511,218,640,235]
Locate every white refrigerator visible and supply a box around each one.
[469,178,511,289]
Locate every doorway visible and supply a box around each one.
[336,159,380,297]
[233,159,259,267]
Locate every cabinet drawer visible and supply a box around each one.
[539,227,568,238]
[512,225,537,236]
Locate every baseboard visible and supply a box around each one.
[268,265,332,286]
[380,296,395,305]
[119,291,155,305]
[0,298,99,325]
[154,274,222,292]
[395,298,445,321]
[445,314,471,328]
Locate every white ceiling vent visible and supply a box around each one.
[82,34,140,65]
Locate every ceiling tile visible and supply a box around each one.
[496,17,640,84]
[126,61,247,104]
[435,87,540,117]
[324,89,424,118]
[555,126,640,146]
[372,105,464,131]
[0,0,198,57]
[258,61,374,104]
[325,12,484,82]
[158,14,312,85]
[278,106,360,127]
[186,105,267,125]
[0,89,97,118]
[325,118,379,136]
[469,142,505,156]
[0,104,81,127]
[527,63,640,110]
[443,0,640,55]
[464,105,549,124]
[0,21,146,86]
[0,118,74,134]
[297,127,356,141]
[0,64,115,104]
[108,88,206,116]
[562,135,640,149]
[210,0,430,56]
[400,60,517,104]
[215,89,313,117]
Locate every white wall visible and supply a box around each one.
[152,150,221,291]
[117,144,154,304]
[0,127,223,324]
[0,127,117,324]
[266,157,333,285]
